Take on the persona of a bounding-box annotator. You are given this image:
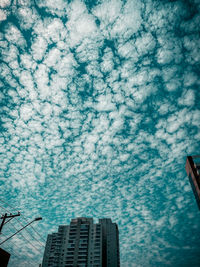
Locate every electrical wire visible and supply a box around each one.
[0,232,40,267]
[0,200,45,265]
[0,202,45,259]
[1,220,43,254]
[16,214,46,243]
[0,215,45,252]
[0,204,10,213]
[12,217,45,248]
[0,199,19,212]
[0,198,46,241]
[0,199,46,244]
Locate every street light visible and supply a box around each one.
[35,217,42,221]
[0,217,42,245]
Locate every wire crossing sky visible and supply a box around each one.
[0,0,200,266]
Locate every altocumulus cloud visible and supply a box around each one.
[0,0,200,266]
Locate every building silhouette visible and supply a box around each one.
[42,217,120,267]
[0,248,10,267]
[186,155,200,209]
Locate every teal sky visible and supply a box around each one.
[0,0,200,266]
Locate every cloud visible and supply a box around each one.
[178,89,195,107]
[0,9,7,21]
[0,0,11,8]
[0,0,200,266]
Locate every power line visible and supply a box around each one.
[0,198,46,241]
[27,222,46,243]
[0,204,10,213]
[10,215,45,248]
[3,219,44,254]
[0,232,40,267]
[16,214,46,243]
[0,204,45,267]
[0,201,45,265]
[14,216,46,246]
[0,212,21,234]
[0,199,46,243]
[0,199,18,211]
[21,225,45,248]
[0,211,45,251]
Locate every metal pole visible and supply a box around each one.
[0,213,7,234]
[0,212,20,234]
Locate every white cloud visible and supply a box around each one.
[183,71,198,87]
[35,0,68,16]
[32,36,48,61]
[118,41,138,61]
[55,53,77,77]
[92,0,122,28]
[157,48,174,65]
[111,0,142,39]
[20,104,35,121]
[0,0,10,8]
[95,94,116,111]
[135,32,156,55]
[5,24,25,47]
[120,153,129,162]
[1,1,200,266]
[66,0,97,46]
[0,9,7,21]
[34,64,50,99]
[178,89,195,107]
[17,7,38,29]
[44,47,61,67]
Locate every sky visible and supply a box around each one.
[0,0,200,266]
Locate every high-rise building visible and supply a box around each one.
[42,217,120,267]
[185,155,200,209]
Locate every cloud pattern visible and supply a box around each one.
[0,0,200,266]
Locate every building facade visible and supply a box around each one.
[42,217,120,267]
[0,248,10,267]
[186,155,200,209]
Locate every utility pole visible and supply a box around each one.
[0,212,20,234]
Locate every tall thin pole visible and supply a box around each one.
[0,212,20,234]
[0,213,7,234]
